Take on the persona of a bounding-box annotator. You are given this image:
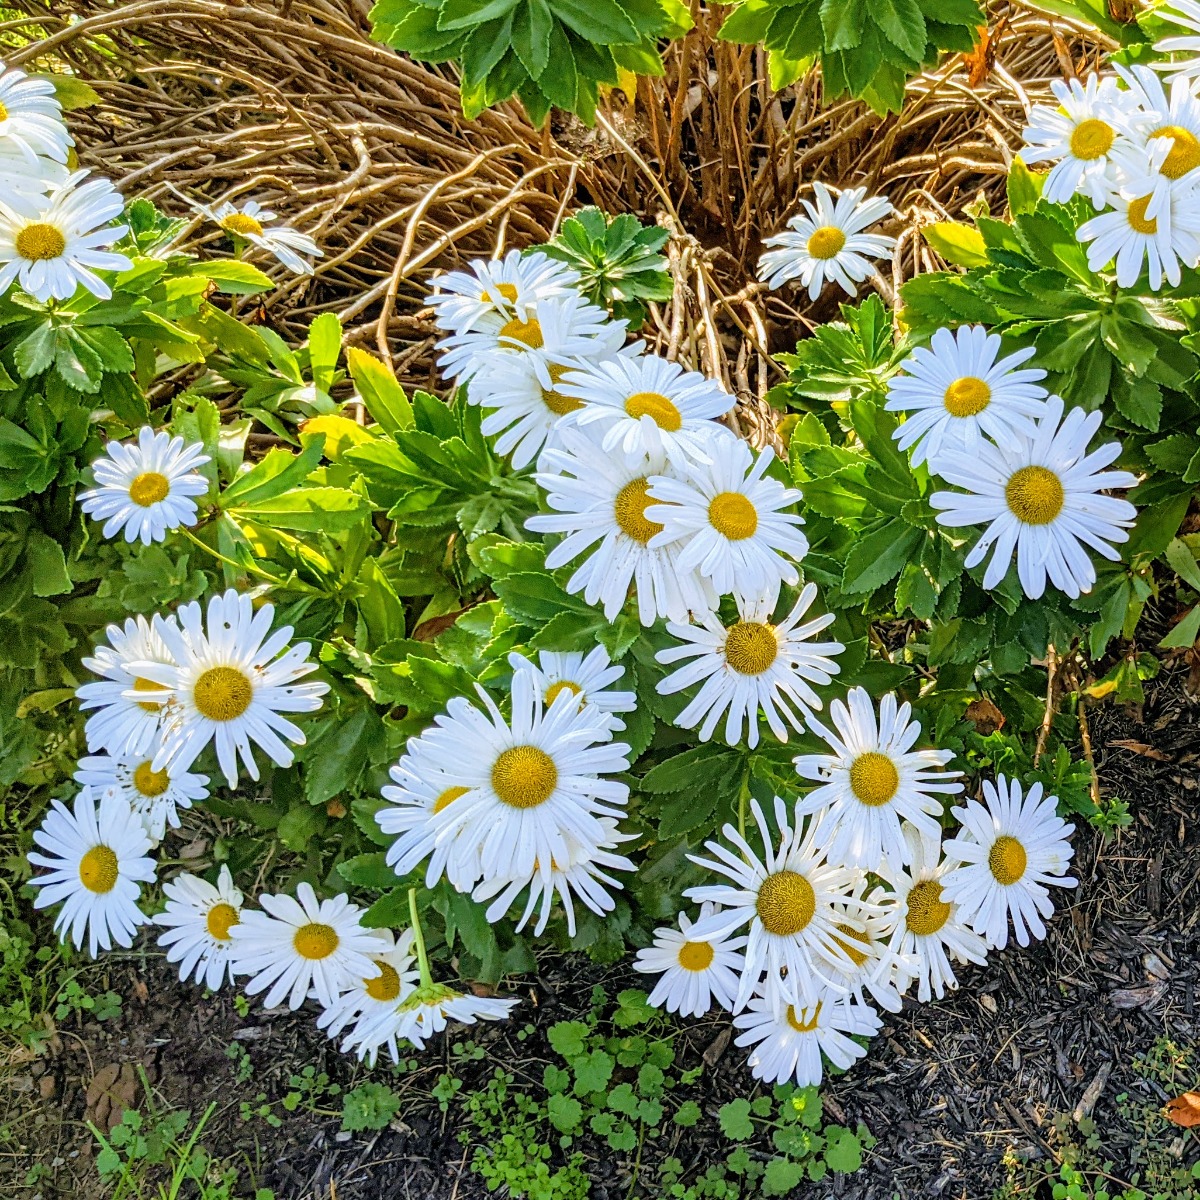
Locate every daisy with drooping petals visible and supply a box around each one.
[508,646,636,739]
[686,797,878,1011]
[153,865,244,991]
[885,325,1050,470]
[733,993,881,1087]
[655,583,843,749]
[1153,2,1200,84]
[527,426,717,626]
[758,182,895,300]
[930,396,1138,600]
[74,749,209,845]
[943,775,1077,950]
[647,441,808,610]
[368,982,519,1052]
[823,895,915,1014]
[28,786,156,958]
[0,65,72,166]
[228,882,382,1011]
[633,904,746,1018]
[878,824,988,1003]
[0,170,131,302]
[132,589,329,786]
[793,688,962,872]
[79,427,210,546]
[76,615,179,757]
[191,197,322,275]
[554,352,736,468]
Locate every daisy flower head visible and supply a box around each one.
[74,750,209,846]
[733,992,881,1088]
[646,440,808,610]
[793,687,962,872]
[193,197,322,276]
[228,882,382,1011]
[1018,73,1144,207]
[28,786,155,958]
[76,615,179,757]
[1113,65,1200,188]
[0,170,131,302]
[507,645,636,740]
[878,823,988,1002]
[633,904,746,1018]
[361,980,518,1052]
[527,425,717,626]
[885,325,1050,470]
[78,427,211,546]
[1153,1,1200,84]
[822,895,915,1014]
[553,352,736,468]
[153,865,245,991]
[134,589,329,786]
[655,582,843,750]
[930,396,1138,600]
[942,774,1077,950]
[0,65,72,165]
[685,796,879,1011]
[758,182,895,300]
[428,249,581,335]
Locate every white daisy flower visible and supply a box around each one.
[316,928,421,1065]
[655,583,843,749]
[0,170,131,302]
[757,182,895,300]
[878,824,988,1003]
[74,749,209,846]
[1114,65,1200,188]
[76,615,179,757]
[0,65,72,165]
[1154,2,1200,84]
[822,896,914,1014]
[930,396,1138,600]
[1018,74,1143,207]
[507,645,636,740]
[527,426,717,626]
[153,865,245,991]
[646,441,808,610]
[428,249,581,335]
[471,817,637,936]
[192,197,322,276]
[686,796,878,1011]
[360,981,518,1052]
[632,904,746,1018]
[78,427,211,546]
[554,352,736,468]
[884,325,1050,470]
[942,775,1077,950]
[132,589,329,786]
[228,882,382,1011]
[28,786,155,958]
[792,688,962,872]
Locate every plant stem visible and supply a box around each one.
[408,887,433,988]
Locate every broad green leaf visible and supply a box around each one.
[346,347,414,435]
[554,0,639,45]
[872,0,925,61]
[220,437,324,507]
[922,222,989,268]
[228,485,370,532]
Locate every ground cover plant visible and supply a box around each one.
[4,0,1200,1196]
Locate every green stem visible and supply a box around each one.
[408,887,433,989]
[177,525,313,594]
[737,767,750,841]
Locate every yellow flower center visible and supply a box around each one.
[905,880,951,936]
[988,835,1028,885]
[0,103,8,122]
[614,477,664,544]
[707,492,758,540]
[544,680,582,708]
[128,471,170,507]
[676,940,715,971]
[133,677,164,712]
[79,845,119,894]
[221,212,264,237]
[624,390,683,432]
[1068,117,1115,161]
[1127,195,1158,236]
[1150,125,1200,180]
[785,1002,822,1033]
[499,316,544,350]
[756,869,816,937]
[491,745,558,809]
[206,902,239,941]
[832,923,872,968]
[364,961,402,1002]
[943,376,991,418]
[806,226,846,260]
[293,922,339,960]
[723,621,778,675]
[848,752,900,808]
[432,785,470,814]
[15,222,66,262]
[1005,465,1065,526]
[192,666,253,722]
[542,364,583,416]
[132,759,170,797]
[481,282,519,304]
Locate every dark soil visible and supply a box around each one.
[4,667,1199,1200]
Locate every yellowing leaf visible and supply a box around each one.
[1165,1092,1200,1127]
[301,414,375,461]
[923,222,989,268]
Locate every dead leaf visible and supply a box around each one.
[963,18,1010,88]
[412,610,467,641]
[1108,738,1171,762]
[1108,0,1141,22]
[1109,980,1167,1009]
[1165,1092,1200,1127]
[966,696,1005,735]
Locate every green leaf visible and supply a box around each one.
[1007,158,1044,216]
[673,1100,702,1127]
[547,1093,583,1133]
[346,347,415,436]
[341,1082,402,1132]
[337,852,398,890]
[438,0,521,31]
[820,0,866,50]
[229,485,369,532]
[922,222,989,268]
[1167,538,1200,592]
[14,322,56,379]
[841,522,923,593]
[220,438,324,507]
[200,260,275,295]
[548,1020,590,1058]
[762,1158,806,1196]
[718,1097,755,1140]
[512,0,553,76]
[554,0,639,45]
[572,1049,615,1094]
[872,0,925,61]
[37,74,101,110]
[1160,603,1200,650]
[824,1126,863,1173]
[25,531,72,597]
